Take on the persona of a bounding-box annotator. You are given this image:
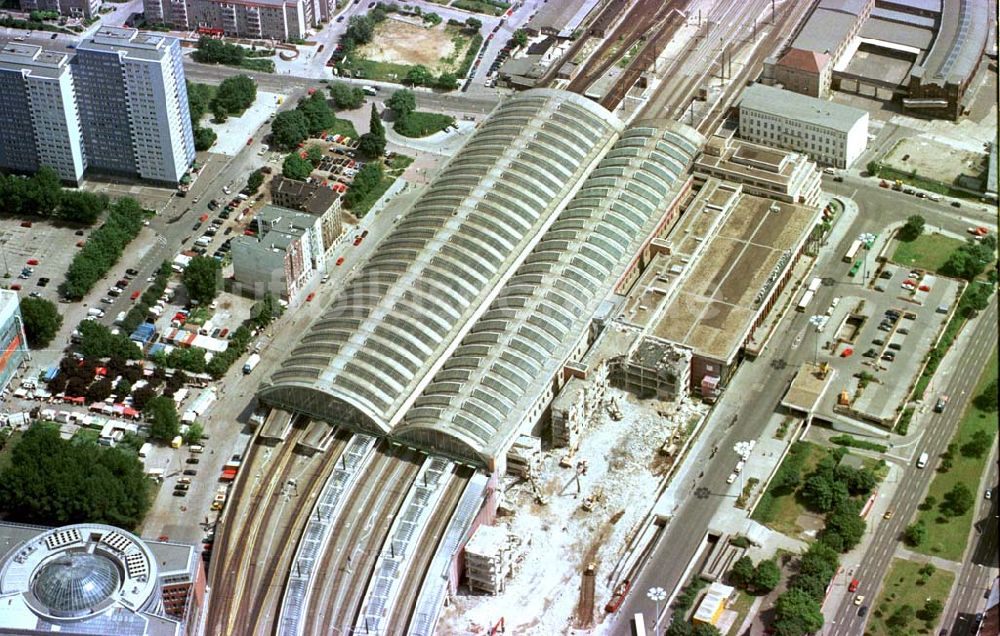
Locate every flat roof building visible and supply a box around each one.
[0,43,86,184]
[232,205,319,300]
[0,291,30,397]
[524,0,600,38]
[738,83,869,168]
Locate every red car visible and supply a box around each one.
[26,259,39,265]
[130,290,140,301]
[10,284,21,291]
[848,579,860,592]
[247,137,254,146]
[336,256,345,266]
[840,348,853,358]
[306,292,316,302]
[20,221,31,228]
[879,180,889,188]
[353,237,362,246]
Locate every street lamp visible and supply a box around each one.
[647,586,667,636]
[858,233,875,283]
[808,314,826,364]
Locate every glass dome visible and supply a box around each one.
[32,552,121,616]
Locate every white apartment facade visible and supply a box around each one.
[18,0,101,19]
[73,27,195,183]
[0,44,86,184]
[147,0,312,41]
[738,83,869,169]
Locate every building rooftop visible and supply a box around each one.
[777,47,831,73]
[270,177,340,216]
[792,8,859,55]
[818,0,871,15]
[740,83,868,133]
[0,43,70,79]
[860,17,934,50]
[878,0,941,13]
[645,181,818,364]
[76,27,173,62]
[526,0,600,37]
[870,6,936,28]
[910,0,989,86]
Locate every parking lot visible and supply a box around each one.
[810,261,960,428]
[0,218,85,302]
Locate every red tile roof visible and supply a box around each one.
[777,48,831,73]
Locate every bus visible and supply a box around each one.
[797,289,815,312]
[631,613,647,636]
[843,239,862,263]
[848,260,862,277]
[807,277,822,293]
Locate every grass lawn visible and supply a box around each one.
[892,233,964,273]
[751,441,824,537]
[726,590,756,636]
[867,558,955,636]
[341,55,415,84]
[71,428,100,445]
[451,0,509,16]
[875,165,979,200]
[394,111,455,138]
[347,173,397,218]
[386,153,414,177]
[327,117,358,140]
[911,347,998,561]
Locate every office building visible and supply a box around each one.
[146,0,313,41]
[73,27,195,184]
[270,176,344,265]
[738,83,869,168]
[772,48,832,98]
[0,291,29,397]
[18,0,100,19]
[0,43,86,184]
[0,522,205,635]
[232,205,324,299]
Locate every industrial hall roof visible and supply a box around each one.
[258,89,624,438]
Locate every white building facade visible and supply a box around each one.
[738,83,869,169]
[0,44,86,184]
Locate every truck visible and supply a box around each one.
[916,452,929,469]
[139,443,152,459]
[243,353,261,374]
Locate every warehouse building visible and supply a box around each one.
[738,83,869,168]
[0,522,204,635]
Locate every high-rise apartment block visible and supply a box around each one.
[74,27,195,184]
[145,0,319,41]
[0,44,86,184]
[0,29,195,185]
[18,0,100,19]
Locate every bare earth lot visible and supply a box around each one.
[357,18,464,74]
[883,137,988,187]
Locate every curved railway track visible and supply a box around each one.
[387,466,473,633]
[306,447,424,634]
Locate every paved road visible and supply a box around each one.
[828,300,998,636]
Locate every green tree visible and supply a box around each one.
[86,377,113,403]
[773,588,824,636]
[729,555,755,588]
[270,110,310,149]
[193,126,217,151]
[344,14,375,46]
[898,214,925,242]
[19,297,63,348]
[192,37,245,65]
[887,604,915,628]
[247,168,265,193]
[941,482,974,517]
[753,559,782,594]
[822,508,866,552]
[405,65,434,86]
[184,422,204,445]
[343,162,384,209]
[386,89,416,117]
[305,144,324,166]
[58,190,108,224]
[212,74,256,115]
[145,396,180,441]
[465,16,482,30]
[665,622,693,636]
[919,598,943,621]
[903,521,926,546]
[187,81,214,122]
[0,424,151,528]
[329,81,365,110]
[358,104,386,158]
[692,624,722,636]
[283,153,314,180]
[422,11,441,26]
[961,429,992,458]
[211,102,229,123]
[975,378,999,411]
[866,160,880,176]
[512,29,528,47]
[436,72,459,90]
[183,255,221,305]
[297,92,337,135]
[77,320,141,360]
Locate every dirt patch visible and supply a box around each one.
[356,17,465,74]
[883,136,988,187]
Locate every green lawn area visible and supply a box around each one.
[71,428,100,445]
[875,165,981,200]
[326,117,358,140]
[340,55,414,83]
[386,153,414,177]
[348,173,398,218]
[751,441,824,537]
[911,348,998,561]
[394,111,455,138]
[867,558,955,636]
[726,590,756,636]
[892,233,964,272]
[451,0,509,16]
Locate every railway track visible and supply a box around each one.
[306,446,425,634]
[565,0,680,95]
[207,414,308,634]
[241,430,352,636]
[385,466,474,632]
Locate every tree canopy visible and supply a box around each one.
[941,237,996,281]
[386,89,416,117]
[941,482,974,516]
[329,81,365,110]
[0,424,151,529]
[0,168,109,224]
[271,110,311,149]
[19,297,63,348]
[247,168,265,193]
[146,396,180,441]
[358,104,386,159]
[61,197,146,300]
[192,37,246,65]
[903,520,926,546]
[77,319,141,360]
[898,215,925,242]
[283,153,314,181]
[405,65,434,86]
[297,92,337,135]
[183,255,221,305]
[212,74,257,115]
[974,378,998,412]
[773,588,824,636]
[343,162,384,209]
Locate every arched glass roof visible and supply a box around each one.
[397,122,704,466]
[31,553,121,617]
[258,90,624,434]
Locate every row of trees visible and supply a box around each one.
[270,92,339,150]
[192,37,247,66]
[343,163,385,211]
[202,292,282,379]
[941,235,996,281]
[61,198,147,300]
[118,261,172,335]
[359,105,386,158]
[0,424,152,529]
[187,81,219,151]
[729,556,781,595]
[0,168,109,224]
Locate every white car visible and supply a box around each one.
[726,473,738,484]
